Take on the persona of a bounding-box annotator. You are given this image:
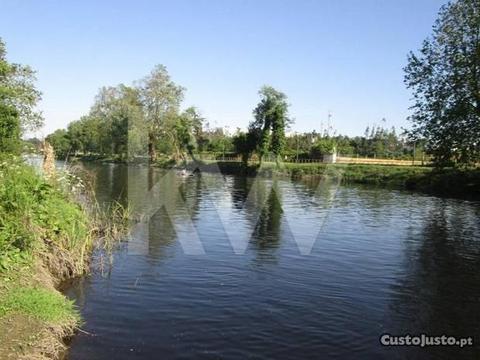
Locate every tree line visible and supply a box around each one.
[45,68,416,164]
[2,0,479,167]
[44,68,294,164]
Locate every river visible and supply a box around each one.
[64,163,480,359]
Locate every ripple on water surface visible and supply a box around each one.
[66,167,480,360]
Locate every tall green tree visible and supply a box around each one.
[404,0,480,166]
[183,107,204,147]
[249,86,291,164]
[232,131,257,164]
[90,85,143,158]
[139,65,184,161]
[46,67,202,163]
[46,129,70,159]
[0,38,43,134]
[172,107,204,161]
[0,38,42,153]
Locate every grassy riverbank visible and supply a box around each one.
[70,155,480,199]
[0,156,124,359]
[187,161,480,199]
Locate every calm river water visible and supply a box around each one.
[65,163,480,359]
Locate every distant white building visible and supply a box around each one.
[322,146,337,163]
[322,152,337,164]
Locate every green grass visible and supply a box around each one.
[0,155,130,358]
[0,155,90,343]
[0,286,79,324]
[0,155,90,273]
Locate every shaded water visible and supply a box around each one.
[66,163,480,359]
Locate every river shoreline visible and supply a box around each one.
[6,157,472,358]
[64,163,480,359]
[0,158,89,359]
[71,155,480,200]
[0,157,127,360]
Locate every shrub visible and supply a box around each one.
[0,104,20,153]
[0,156,89,273]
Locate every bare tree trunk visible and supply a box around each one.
[148,133,157,162]
[188,147,198,163]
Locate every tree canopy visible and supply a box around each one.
[139,65,185,161]
[0,38,43,134]
[405,0,480,166]
[45,65,205,162]
[47,74,415,164]
[0,38,42,153]
[249,86,291,163]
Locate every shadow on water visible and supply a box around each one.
[384,199,480,359]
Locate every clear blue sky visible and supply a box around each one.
[1,0,447,137]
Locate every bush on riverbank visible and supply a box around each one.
[405,167,480,199]
[0,156,100,359]
[0,156,91,276]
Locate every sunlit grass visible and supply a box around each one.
[0,155,91,274]
[0,286,79,324]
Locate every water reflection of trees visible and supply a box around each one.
[230,176,251,210]
[141,172,287,263]
[147,206,177,260]
[229,176,284,262]
[251,180,283,252]
[77,162,129,205]
[385,200,480,359]
[147,171,203,261]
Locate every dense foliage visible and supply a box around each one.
[41,0,478,167]
[46,66,234,163]
[405,0,480,166]
[249,86,291,163]
[0,156,90,272]
[48,75,416,163]
[0,103,19,153]
[0,38,43,147]
[272,125,418,161]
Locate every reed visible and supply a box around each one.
[0,155,131,359]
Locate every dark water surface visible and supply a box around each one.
[66,163,480,359]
